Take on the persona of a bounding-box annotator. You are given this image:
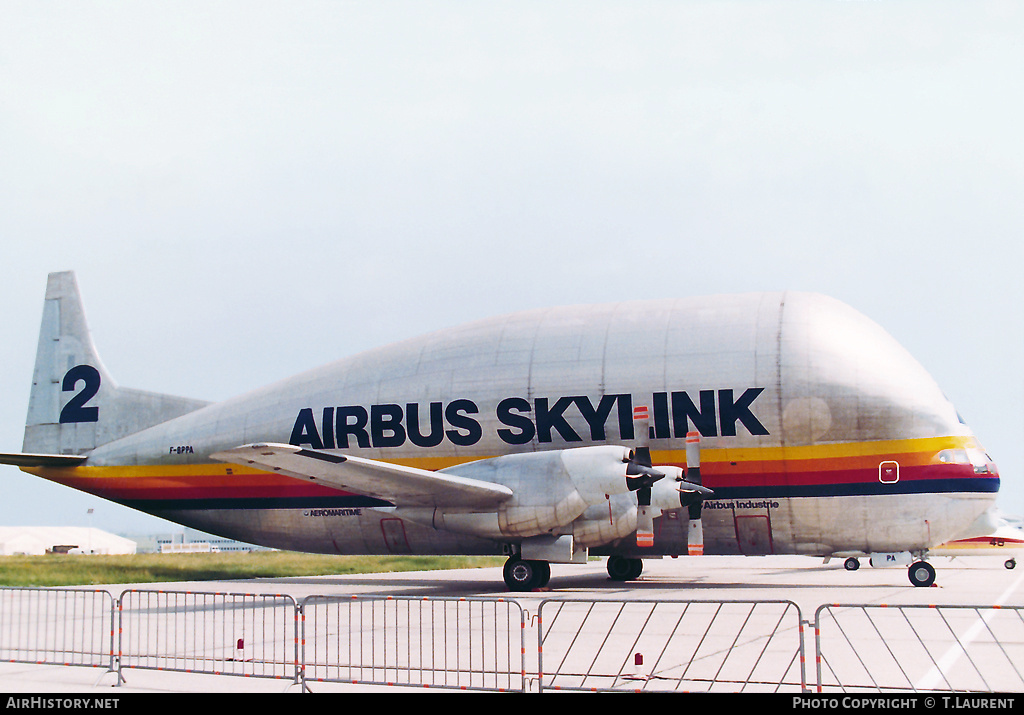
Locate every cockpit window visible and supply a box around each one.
[938,448,993,474]
[938,449,968,465]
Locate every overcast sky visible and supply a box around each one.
[1,1,1022,535]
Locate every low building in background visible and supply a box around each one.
[0,527,136,555]
[130,528,269,554]
[0,526,266,556]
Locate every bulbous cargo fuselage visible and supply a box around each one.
[65,291,997,560]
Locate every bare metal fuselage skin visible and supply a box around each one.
[22,290,999,561]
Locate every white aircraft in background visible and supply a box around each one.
[926,510,1023,570]
[1,272,1000,591]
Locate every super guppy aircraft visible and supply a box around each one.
[1,272,1001,590]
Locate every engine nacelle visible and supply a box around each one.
[572,493,639,548]
[648,466,695,509]
[560,445,638,503]
[398,446,638,540]
[396,446,707,544]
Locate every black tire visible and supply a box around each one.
[535,560,551,587]
[503,557,541,592]
[908,560,936,587]
[607,555,643,582]
[844,557,860,571]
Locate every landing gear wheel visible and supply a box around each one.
[535,560,551,587]
[607,555,643,582]
[1006,559,1016,570]
[844,557,860,571]
[503,557,548,592]
[908,560,936,587]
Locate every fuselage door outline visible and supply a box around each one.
[879,460,900,484]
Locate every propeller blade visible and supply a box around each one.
[674,432,712,504]
[633,404,650,438]
[685,431,705,555]
[626,461,663,476]
[632,405,656,548]
[625,404,663,491]
[688,518,704,556]
[678,483,714,498]
[637,503,655,548]
[632,404,652,467]
[685,431,701,486]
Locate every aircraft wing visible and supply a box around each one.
[211,443,514,509]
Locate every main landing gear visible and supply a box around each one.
[502,556,551,592]
[501,555,647,590]
[606,555,643,582]
[502,555,646,590]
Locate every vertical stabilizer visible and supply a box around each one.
[22,272,210,456]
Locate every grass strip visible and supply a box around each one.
[0,552,505,587]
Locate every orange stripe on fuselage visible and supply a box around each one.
[20,465,340,502]
[20,434,990,504]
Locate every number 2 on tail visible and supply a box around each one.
[59,365,101,423]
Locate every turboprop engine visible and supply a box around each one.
[572,465,697,548]
[398,441,712,548]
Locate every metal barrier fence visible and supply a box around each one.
[300,595,526,692]
[0,588,115,674]
[537,599,806,692]
[815,603,1024,693]
[116,590,300,684]
[4,587,1024,693]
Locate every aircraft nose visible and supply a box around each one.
[978,450,999,482]
[979,451,1000,496]
[937,445,1000,499]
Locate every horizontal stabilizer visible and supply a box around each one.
[211,443,514,509]
[0,452,87,468]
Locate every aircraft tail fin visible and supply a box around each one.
[20,271,211,457]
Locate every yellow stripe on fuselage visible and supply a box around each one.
[22,433,981,482]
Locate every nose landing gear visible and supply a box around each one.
[908,560,936,587]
